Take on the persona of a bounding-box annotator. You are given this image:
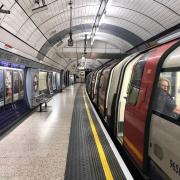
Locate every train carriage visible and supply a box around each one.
[108,53,144,141]
[92,66,108,107]
[148,43,180,180]
[98,61,119,118]
[124,40,179,178]
[90,70,99,99]
[105,53,138,130]
[86,72,93,95]
[86,38,180,180]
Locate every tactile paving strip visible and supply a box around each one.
[65,86,127,180]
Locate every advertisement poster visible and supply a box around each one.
[39,72,47,93]
[52,72,56,90]
[48,73,53,94]
[13,71,19,101]
[0,69,4,107]
[5,70,12,104]
[56,73,60,90]
[32,72,39,97]
[19,70,24,99]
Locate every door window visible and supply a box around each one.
[127,58,146,105]
[152,71,180,121]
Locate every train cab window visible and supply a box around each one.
[152,71,180,120]
[127,59,146,105]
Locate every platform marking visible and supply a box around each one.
[84,89,134,180]
[83,91,114,180]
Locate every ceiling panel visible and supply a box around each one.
[0,0,179,71]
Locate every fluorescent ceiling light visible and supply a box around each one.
[56,41,63,47]
[157,31,180,44]
[49,30,56,36]
[0,4,10,14]
[32,5,48,13]
[99,14,105,26]
[106,0,112,13]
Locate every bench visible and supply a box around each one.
[32,93,52,112]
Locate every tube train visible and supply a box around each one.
[0,61,75,134]
[86,39,180,180]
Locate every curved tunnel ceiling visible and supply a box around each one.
[60,32,133,50]
[0,0,179,71]
[37,23,143,60]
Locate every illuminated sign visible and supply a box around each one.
[0,60,25,69]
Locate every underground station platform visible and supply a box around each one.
[0,84,133,180]
[65,85,133,180]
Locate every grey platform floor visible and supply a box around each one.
[65,85,126,180]
[0,84,80,180]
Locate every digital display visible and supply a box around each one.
[0,69,4,107]
[13,71,19,101]
[19,70,24,99]
[39,72,47,92]
[5,70,12,104]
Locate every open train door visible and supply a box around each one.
[123,40,178,172]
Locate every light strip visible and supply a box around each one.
[105,0,112,13]
[91,0,111,46]
[99,14,105,26]
[0,66,23,71]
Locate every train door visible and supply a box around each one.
[98,73,106,117]
[87,73,92,94]
[87,72,93,95]
[93,69,102,104]
[149,46,180,180]
[91,71,98,99]
[124,41,178,169]
[105,66,116,123]
[106,58,129,120]
[95,67,107,108]
[105,55,135,127]
[98,63,117,117]
[116,54,144,144]
[86,73,91,94]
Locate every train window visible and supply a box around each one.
[127,59,146,105]
[152,71,180,120]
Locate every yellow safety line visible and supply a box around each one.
[83,91,114,180]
